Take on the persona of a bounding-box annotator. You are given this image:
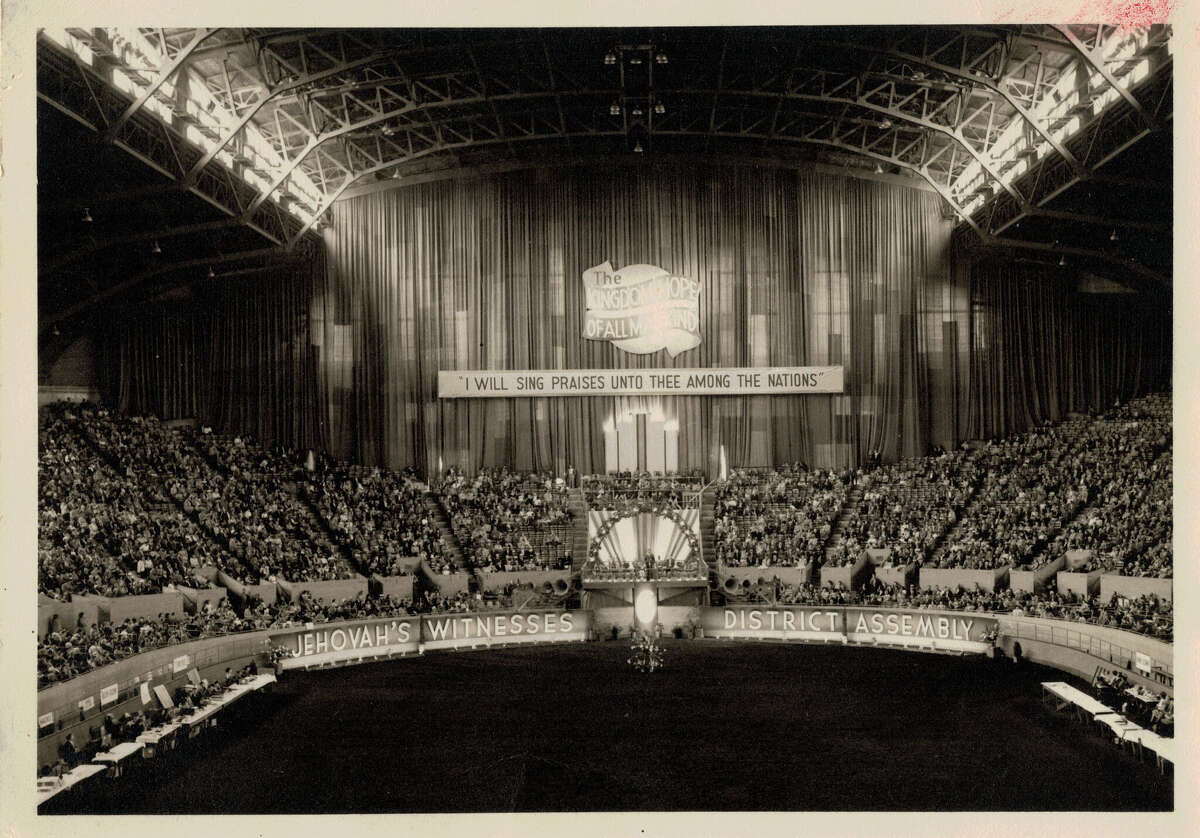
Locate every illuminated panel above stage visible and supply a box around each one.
[438,367,844,398]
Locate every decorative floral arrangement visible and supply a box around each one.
[627,630,664,673]
[267,644,293,664]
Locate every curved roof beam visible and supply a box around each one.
[812,38,1085,174]
[1051,25,1160,132]
[287,125,986,246]
[674,86,1027,206]
[183,48,400,182]
[100,28,220,143]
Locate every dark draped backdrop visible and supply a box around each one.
[97,162,1170,476]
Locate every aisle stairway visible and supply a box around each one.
[824,483,864,552]
[567,488,590,570]
[698,488,716,565]
[291,483,363,576]
[422,494,467,569]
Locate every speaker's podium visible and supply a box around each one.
[580,556,711,619]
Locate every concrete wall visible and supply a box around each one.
[1056,570,1101,598]
[918,566,1009,592]
[658,605,703,634]
[591,606,635,639]
[421,563,471,596]
[478,569,571,592]
[276,576,369,604]
[1100,574,1172,602]
[177,586,228,614]
[372,574,415,601]
[102,591,187,625]
[1010,557,1064,594]
[38,596,103,639]
[998,614,1172,692]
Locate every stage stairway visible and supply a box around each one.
[824,483,865,551]
[422,493,468,570]
[567,488,590,571]
[699,488,717,564]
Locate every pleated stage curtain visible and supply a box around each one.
[317,162,970,475]
[965,255,1171,438]
[99,161,1169,475]
[98,256,329,451]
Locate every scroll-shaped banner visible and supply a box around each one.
[583,261,701,357]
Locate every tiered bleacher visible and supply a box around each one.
[38,393,1172,692]
[302,466,450,576]
[436,467,574,573]
[713,465,850,568]
[39,404,229,597]
[828,451,977,568]
[186,431,354,583]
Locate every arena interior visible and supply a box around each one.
[24,24,1178,815]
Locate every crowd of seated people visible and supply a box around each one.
[927,420,1094,570]
[304,466,452,576]
[185,431,354,583]
[424,584,566,614]
[1096,668,1173,736]
[752,577,1172,641]
[39,404,229,599]
[44,664,260,777]
[437,467,573,573]
[584,550,706,581]
[583,471,704,513]
[1042,430,1171,578]
[934,395,1170,572]
[37,591,418,687]
[827,451,978,568]
[39,403,360,595]
[714,465,850,568]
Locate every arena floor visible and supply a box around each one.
[48,640,1171,813]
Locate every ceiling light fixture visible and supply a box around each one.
[654,102,665,114]
[1058,254,1067,267]
[634,140,644,153]
[1110,229,1119,241]
[631,107,643,116]
[610,103,621,115]
[151,241,162,254]
[874,163,883,174]
[604,52,616,65]
[81,207,93,223]
[207,266,215,278]
[655,53,668,64]
[629,56,643,65]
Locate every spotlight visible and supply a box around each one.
[634,140,644,153]
[150,240,162,254]
[604,52,616,65]
[81,207,93,223]
[610,102,621,115]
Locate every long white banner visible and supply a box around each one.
[438,367,844,398]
